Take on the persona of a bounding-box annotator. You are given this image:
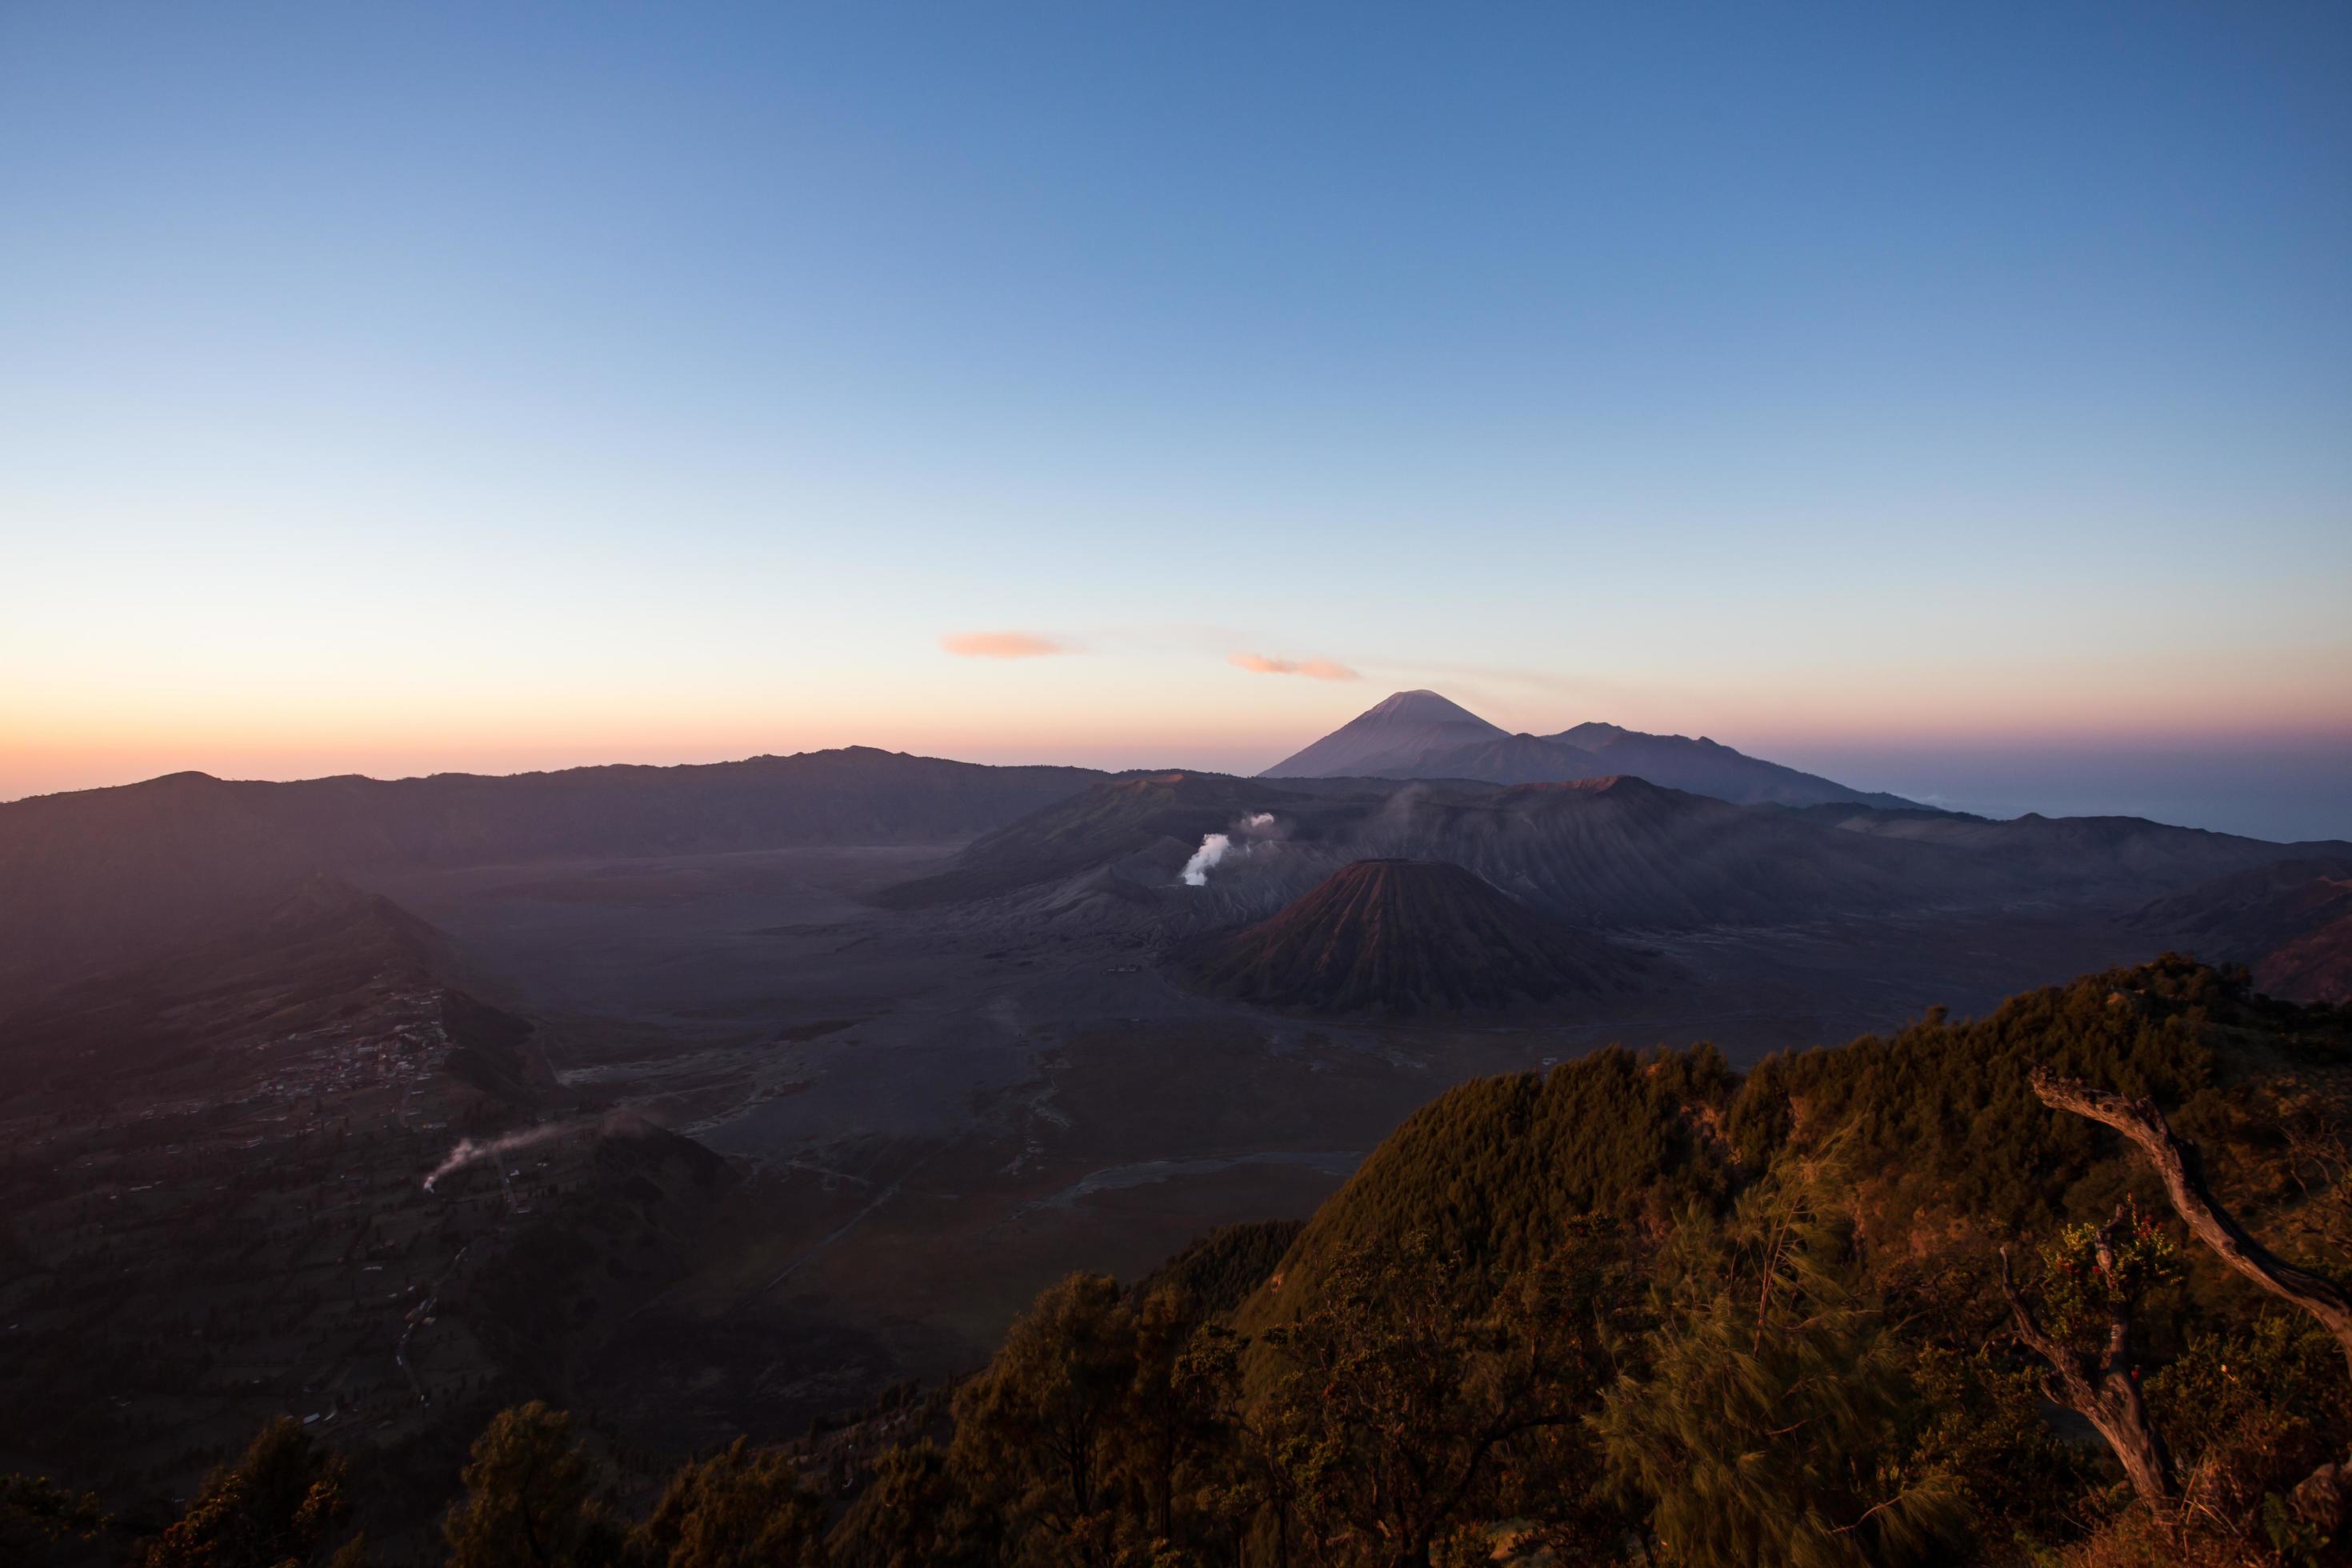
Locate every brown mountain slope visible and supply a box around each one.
[2257,911,2352,1004]
[2132,856,2352,1003]
[1187,858,1650,1015]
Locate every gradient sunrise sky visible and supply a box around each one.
[3,3,2348,837]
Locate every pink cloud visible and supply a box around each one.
[1228,651,1362,682]
[941,631,1071,659]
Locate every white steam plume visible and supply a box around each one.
[423,1122,572,1190]
[1181,833,1233,887]
[1182,813,1287,887]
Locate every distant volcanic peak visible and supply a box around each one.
[1365,690,1495,726]
[1190,857,1643,1015]
[1260,690,1506,779]
[1266,695,1912,809]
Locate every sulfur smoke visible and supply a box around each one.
[1181,814,1283,887]
[422,1123,573,1190]
[1181,833,1234,886]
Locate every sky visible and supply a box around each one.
[2,2,2348,838]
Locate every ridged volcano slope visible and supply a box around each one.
[1188,858,1646,1015]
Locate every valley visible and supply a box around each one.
[353,835,2171,1453]
[4,711,2343,1558]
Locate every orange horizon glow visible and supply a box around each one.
[8,669,2349,806]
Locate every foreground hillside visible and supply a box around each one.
[15,958,2347,1567]
[888,958,2350,1568]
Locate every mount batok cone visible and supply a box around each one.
[1187,858,1649,1015]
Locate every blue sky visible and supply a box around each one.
[2,2,2348,837]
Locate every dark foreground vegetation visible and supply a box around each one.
[9,958,2348,1568]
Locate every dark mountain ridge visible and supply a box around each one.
[0,876,554,1107]
[0,747,1107,987]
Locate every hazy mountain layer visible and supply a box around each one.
[888,767,2352,949]
[0,747,1105,987]
[1546,721,1917,809]
[1261,690,1916,809]
[1806,808,2352,894]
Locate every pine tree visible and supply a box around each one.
[1594,1159,1963,1568]
[442,1402,624,1568]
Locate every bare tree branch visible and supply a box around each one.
[2031,1070,2352,1532]
[2030,1072,2352,1383]
[1998,1222,2174,1508]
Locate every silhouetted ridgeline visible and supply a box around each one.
[0,748,1106,985]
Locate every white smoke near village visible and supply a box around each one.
[1180,814,1285,886]
[422,1122,573,1190]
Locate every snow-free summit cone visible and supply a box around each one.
[1187,858,1650,1015]
[1258,690,1506,778]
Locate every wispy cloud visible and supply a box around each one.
[941,631,1072,659]
[1228,652,1362,682]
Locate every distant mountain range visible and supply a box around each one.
[0,748,1104,988]
[8,724,2347,1012]
[881,767,2352,942]
[1261,690,1918,810]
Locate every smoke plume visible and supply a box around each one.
[1181,833,1233,886]
[423,1122,574,1190]
[1181,813,1286,886]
